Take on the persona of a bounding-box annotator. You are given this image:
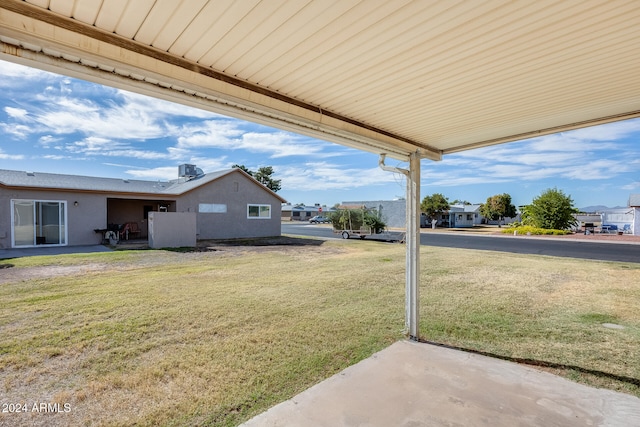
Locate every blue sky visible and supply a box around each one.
[1,59,639,210]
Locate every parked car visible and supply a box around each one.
[309,215,330,224]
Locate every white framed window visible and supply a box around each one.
[11,199,67,247]
[199,203,227,213]
[247,204,271,219]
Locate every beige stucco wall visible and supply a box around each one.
[148,212,196,248]
[0,189,107,248]
[175,171,283,240]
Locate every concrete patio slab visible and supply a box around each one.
[0,245,112,259]
[241,340,640,427]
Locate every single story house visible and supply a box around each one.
[0,165,286,249]
[447,204,483,228]
[598,208,635,234]
[574,199,639,235]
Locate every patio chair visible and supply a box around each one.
[623,224,632,234]
[120,222,142,240]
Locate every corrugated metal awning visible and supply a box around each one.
[1,0,639,161]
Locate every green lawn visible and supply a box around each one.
[0,238,638,426]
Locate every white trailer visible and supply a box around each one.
[334,226,406,243]
[335,226,372,239]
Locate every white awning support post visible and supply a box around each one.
[379,153,421,340]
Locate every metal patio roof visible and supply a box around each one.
[1,0,639,161]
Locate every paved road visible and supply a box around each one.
[282,223,640,263]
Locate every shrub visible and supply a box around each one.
[523,188,577,230]
[330,208,386,233]
[501,225,572,235]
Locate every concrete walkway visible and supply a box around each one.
[241,340,640,427]
[0,245,112,259]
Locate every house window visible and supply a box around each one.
[199,203,227,213]
[11,199,67,247]
[467,214,473,221]
[247,204,271,219]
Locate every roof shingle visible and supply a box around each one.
[0,169,233,195]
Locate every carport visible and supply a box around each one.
[1,0,639,413]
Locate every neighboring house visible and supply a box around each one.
[574,204,637,235]
[599,208,635,234]
[447,204,483,228]
[0,165,286,249]
[281,204,335,221]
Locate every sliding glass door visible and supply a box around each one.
[11,200,67,247]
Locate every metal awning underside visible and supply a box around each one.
[1,0,639,161]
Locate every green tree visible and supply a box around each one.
[330,208,386,233]
[254,166,282,192]
[231,164,252,176]
[480,193,517,227]
[524,188,577,230]
[420,193,450,220]
[232,164,282,192]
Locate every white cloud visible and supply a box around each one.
[241,132,327,157]
[561,120,640,141]
[177,120,332,158]
[176,120,243,148]
[166,146,193,159]
[42,154,69,160]
[32,96,168,140]
[64,136,169,160]
[189,157,229,172]
[4,107,28,119]
[0,61,50,85]
[38,135,63,148]
[0,149,24,160]
[0,122,32,139]
[432,120,640,188]
[424,167,510,186]
[621,182,640,191]
[124,166,179,180]
[118,91,220,120]
[105,149,170,160]
[3,84,212,143]
[65,136,123,154]
[279,161,402,191]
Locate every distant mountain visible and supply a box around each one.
[579,205,626,213]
